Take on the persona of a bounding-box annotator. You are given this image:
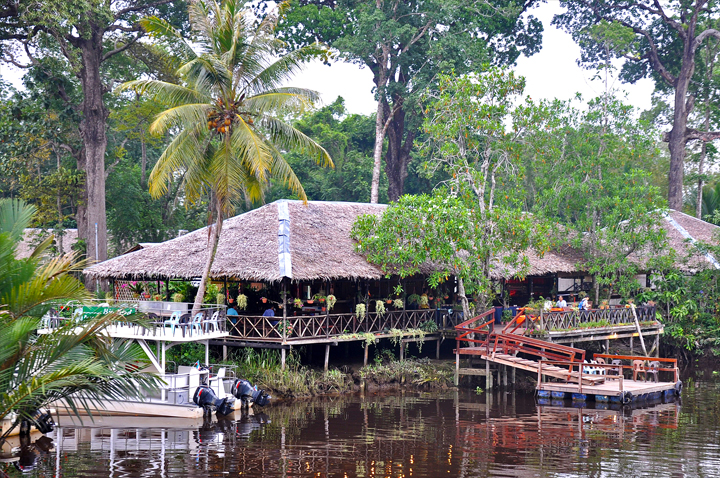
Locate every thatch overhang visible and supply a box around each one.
[85,200,390,282]
[663,210,720,271]
[16,228,79,259]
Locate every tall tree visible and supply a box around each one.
[0,0,187,267]
[554,0,720,210]
[121,0,332,316]
[270,0,543,202]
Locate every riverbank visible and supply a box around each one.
[224,349,456,400]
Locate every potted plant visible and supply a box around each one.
[355,303,366,319]
[171,292,185,302]
[326,294,337,311]
[393,298,404,309]
[294,298,303,309]
[153,293,163,301]
[237,294,248,310]
[407,293,420,307]
[376,300,386,317]
[261,297,268,304]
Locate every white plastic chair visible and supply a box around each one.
[163,311,182,336]
[209,367,226,396]
[206,311,220,333]
[190,313,204,336]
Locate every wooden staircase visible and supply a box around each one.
[454,309,605,386]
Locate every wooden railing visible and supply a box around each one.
[226,309,437,342]
[455,309,586,378]
[502,305,657,334]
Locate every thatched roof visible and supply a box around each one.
[491,244,585,279]
[16,228,78,259]
[663,210,720,271]
[85,200,389,282]
[84,201,720,284]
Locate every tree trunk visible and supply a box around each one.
[384,108,414,202]
[370,98,385,204]
[141,134,148,186]
[457,277,471,321]
[667,35,697,210]
[78,33,109,268]
[192,198,224,318]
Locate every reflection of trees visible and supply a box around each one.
[26,386,720,477]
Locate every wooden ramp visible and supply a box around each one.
[459,348,605,385]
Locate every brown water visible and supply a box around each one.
[7,378,720,477]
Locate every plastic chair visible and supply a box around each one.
[632,360,647,381]
[209,367,226,396]
[647,361,660,383]
[190,312,204,336]
[163,311,182,336]
[206,311,220,333]
[595,357,606,375]
[608,359,622,376]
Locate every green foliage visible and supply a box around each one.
[359,357,453,387]
[0,199,160,440]
[166,342,206,367]
[227,348,352,397]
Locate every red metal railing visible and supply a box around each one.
[455,309,586,379]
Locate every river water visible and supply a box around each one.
[8,376,720,477]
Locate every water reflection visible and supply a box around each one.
[6,381,720,477]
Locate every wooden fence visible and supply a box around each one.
[226,309,443,342]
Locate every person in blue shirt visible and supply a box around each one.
[263,306,278,326]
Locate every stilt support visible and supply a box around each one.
[324,344,330,371]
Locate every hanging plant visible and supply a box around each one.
[171,292,185,303]
[407,294,420,306]
[419,294,429,308]
[294,298,303,309]
[356,303,366,319]
[237,294,248,310]
[393,299,404,309]
[376,300,386,318]
[326,294,337,311]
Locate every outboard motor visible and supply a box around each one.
[231,378,271,407]
[19,410,55,437]
[193,385,235,416]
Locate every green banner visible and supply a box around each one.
[81,306,136,318]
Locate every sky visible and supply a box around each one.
[289,1,656,116]
[0,2,656,116]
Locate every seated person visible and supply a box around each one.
[263,306,278,326]
[579,297,592,310]
[555,295,567,308]
[227,306,239,319]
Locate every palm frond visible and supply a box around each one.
[261,115,333,168]
[117,80,207,110]
[140,16,197,62]
[244,43,327,96]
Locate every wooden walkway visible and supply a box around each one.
[453,309,681,403]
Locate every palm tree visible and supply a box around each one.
[0,199,160,443]
[119,0,333,316]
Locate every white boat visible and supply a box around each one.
[39,300,268,419]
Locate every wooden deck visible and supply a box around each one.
[453,309,681,402]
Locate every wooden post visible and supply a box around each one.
[282,279,287,343]
[205,340,209,366]
[485,359,492,390]
[502,364,508,387]
[400,341,405,361]
[363,344,369,367]
[630,336,634,355]
[222,344,227,361]
[455,349,459,386]
[655,334,660,357]
[281,348,286,370]
[605,339,610,353]
[324,344,330,371]
[436,338,441,360]
[511,366,516,385]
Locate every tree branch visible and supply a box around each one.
[112,0,175,20]
[694,28,720,52]
[102,33,143,62]
[684,128,720,142]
